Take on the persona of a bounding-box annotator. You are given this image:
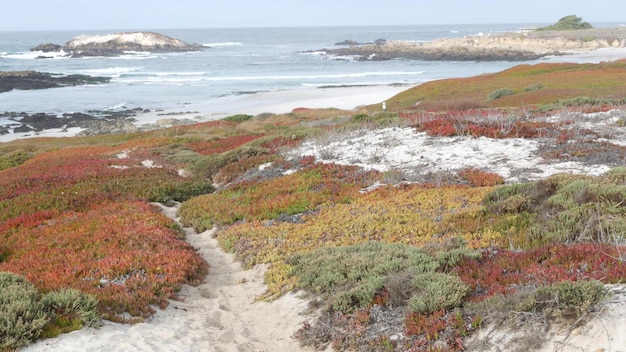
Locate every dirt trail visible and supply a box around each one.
[23,202,314,352]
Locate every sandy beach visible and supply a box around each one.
[133,84,412,126]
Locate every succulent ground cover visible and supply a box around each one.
[3,60,626,350]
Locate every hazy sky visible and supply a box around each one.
[3,0,624,31]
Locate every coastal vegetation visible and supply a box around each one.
[536,15,593,31]
[2,60,626,350]
[382,60,626,112]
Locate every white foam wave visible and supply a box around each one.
[115,70,425,84]
[1,50,68,60]
[301,80,424,88]
[203,42,243,47]
[207,71,425,81]
[109,52,161,60]
[77,67,144,77]
[108,102,127,110]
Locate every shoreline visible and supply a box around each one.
[3,46,626,144]
[0,84,410,143]
[324,26,626,61]
[134,84,411,125]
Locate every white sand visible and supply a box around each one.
[132,84,410,126]
[22,203,316,352]
[469,285,626,351]
[293,126,614,184]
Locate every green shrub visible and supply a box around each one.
[350,112,399,125]
[223,114,253,123]
[517,280,605,319]
[287,242,440,313]
[41,288,101,337]
[524,83,544,92]
[408,272,469,314]
[351,113,372,123]
[537,15,592,31]
[0,272,49,350]
[0,149,34,171]
[488,88,515,100]
[332,277,386,313]
[435,247,481,270]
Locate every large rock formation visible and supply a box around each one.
[323,27,626,61]
[0,109,145,135]
[0,71,110,93]
[31,31,204,57]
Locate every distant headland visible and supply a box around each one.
[322,16,626,62]
[31,31,204,58]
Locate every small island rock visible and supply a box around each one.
[31,31,204,57]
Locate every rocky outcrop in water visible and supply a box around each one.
[322,27,626,61]
[31,31,204,57]
[0,71,110,93]
[0,108,146,135]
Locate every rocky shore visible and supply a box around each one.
[324,27,626,61]
[0,71,110,93]
[31,31,204,58]
[0,109,144,136]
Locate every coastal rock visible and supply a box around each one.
[334,38,387,46]
[0,71,110,93]
[0,108,146,135]
[31,43,63,52]
[335,39,361,46]
[323,27,626,61]
[31,31,204,57]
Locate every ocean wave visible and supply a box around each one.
[107,102,127,110]
[77,67,144,77]
[1,50,69,60]
[114,70,425,84]
[109,52,162,60]
[301,80,425,88]
[203,42,243,47]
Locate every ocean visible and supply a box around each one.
[0,23,623,120]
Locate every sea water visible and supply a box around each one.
[0,23,623,118]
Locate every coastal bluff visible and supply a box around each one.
[32,31,204,57]
[325,27,626,61]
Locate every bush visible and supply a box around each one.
[518,280,605,319]
[524,83,544,92]
[0,149,35,171]
[351,112,399,126]
[351,113,372,123]
[0,272,49,350]
[537,15,592,31]
[223,114,253,123]
[41,288,101,337]
[488,88,515,101]
[287,242,440,313]
[408,272,469,314]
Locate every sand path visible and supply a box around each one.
[23,202,314,352]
